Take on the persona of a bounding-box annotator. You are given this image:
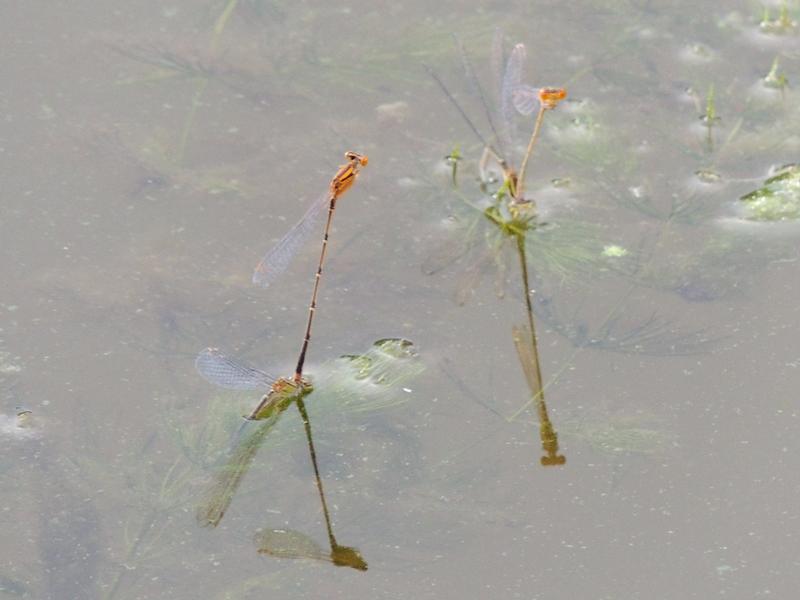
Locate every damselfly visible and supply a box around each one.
[428,30,566,202]
[252,151,368,382]
[196,151,368,419]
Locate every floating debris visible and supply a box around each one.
[602,245,629,258]
[695,169,722,184]
[375,100,409,124]
[739,164,800,222]
[0,409,40,440]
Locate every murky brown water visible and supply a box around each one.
[2,1,799,598]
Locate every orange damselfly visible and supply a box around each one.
[252,150,368,382]
[196,151,368,418]
[428,31,566,201]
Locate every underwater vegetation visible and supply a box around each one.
[559,412,676,456]
[191,338,421,572]
[424,31,722,358]
[71,339,423,598]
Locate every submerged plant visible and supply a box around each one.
[189,340,421,572]
[560,413,675,456]
[109,0,250,165]
[700,83,721,152]
[189,339,423,528]
[763,56,789,92]
[700,83,719,126]
[759,2,798,34]
[532,288,716,356]
[445,145,462,186]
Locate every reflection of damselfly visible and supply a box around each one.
[423,32,568,304]
[194,346,367,570]
[193,338,421,566]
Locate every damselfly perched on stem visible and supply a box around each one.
[428,30,566,203]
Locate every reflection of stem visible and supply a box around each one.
[508,201,681,422]
[514,234,565,466]
[295,398,337,550]
[516,104,546,200]
[508,277,635,423]
[516,234,544,400]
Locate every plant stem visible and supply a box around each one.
[175,0,237,164]
[176,77,209,165]
[211,0,239,54]
[104,510,157,600]
[515,104,547,200]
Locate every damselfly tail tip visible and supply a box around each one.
[252,263,272,288]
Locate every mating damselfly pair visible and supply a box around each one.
[195,29,567,407]
[190,30,568,555]
[195,151,368,419]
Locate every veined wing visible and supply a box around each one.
[491,28,509,155]
[195,347,274,390]
[512,84,539,116]
[491,28,506,111]
[500,43,527,157]
[454,34,505,160]
[252,191,331,288]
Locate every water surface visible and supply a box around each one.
[2,1,799,598]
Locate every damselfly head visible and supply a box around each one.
[345,151,369,166]
[539,87,567,110]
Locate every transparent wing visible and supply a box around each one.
[500,43,527,155]
[195,347,274,390]
[455,34,504,160]
[491,28,506,112]
[252,191,331,288]
[512,84,539,116]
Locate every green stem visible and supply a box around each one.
[175,0,237,164]
[175,77,209,165]
[104,510,158,600]
[211,0,239,54]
